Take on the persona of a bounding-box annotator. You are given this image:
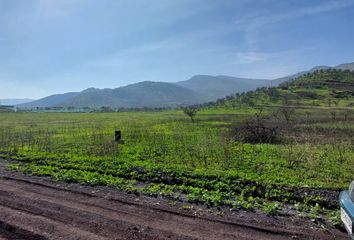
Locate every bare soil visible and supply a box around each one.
[0,160,348,240]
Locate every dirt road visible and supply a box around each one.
[0,166,348,239]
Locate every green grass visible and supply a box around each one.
[0,111,352,187]
[0,108,353,219]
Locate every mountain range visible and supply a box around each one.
[16,62,354,109]
[18,76,271,109]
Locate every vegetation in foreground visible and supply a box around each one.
[0,69,353,227]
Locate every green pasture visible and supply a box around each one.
[0,108,353,220]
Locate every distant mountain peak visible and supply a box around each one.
[336,62,354,71]
[82,87,99,93]
[310,65,331,71]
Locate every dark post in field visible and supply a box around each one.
[115,130,121,141]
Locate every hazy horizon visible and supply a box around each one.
[1,0,354,99]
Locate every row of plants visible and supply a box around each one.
[3,150,339,211]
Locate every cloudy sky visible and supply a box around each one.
[1,0,354,99]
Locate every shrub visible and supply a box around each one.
[183,107,198,122]
[232,109,281,144]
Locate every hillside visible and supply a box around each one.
[18,92,80,109]
[271,62,354,86]
[270,66,332,86]
[60,82,207,108]
[336,62,354,71]
[213,69,354,108]
[176,75,270,99]
[18,82,208,109]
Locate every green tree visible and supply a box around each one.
[183,107,198,122]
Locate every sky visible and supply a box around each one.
[0,0,354,99]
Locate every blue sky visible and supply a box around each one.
[1,0,354,99]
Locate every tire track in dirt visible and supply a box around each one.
[0,191,198,240]
[0,178,281,240]
[0,175,347,240]
[0,206,109,240]
[0,218,49,240]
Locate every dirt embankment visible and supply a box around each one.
[0,163,348,240]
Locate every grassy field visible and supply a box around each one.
[0,106,353,224]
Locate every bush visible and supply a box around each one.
[232,109,281,144]
[183,107,198,122]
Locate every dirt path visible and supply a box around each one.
[0,164,348,239]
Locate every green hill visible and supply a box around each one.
[212,69,354,108]
[60,82,207,108]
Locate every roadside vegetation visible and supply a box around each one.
[0,69,353,227]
